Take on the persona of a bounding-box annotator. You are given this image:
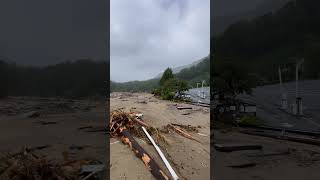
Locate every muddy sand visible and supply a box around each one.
[0,96,106,166]
[110,92,210,180]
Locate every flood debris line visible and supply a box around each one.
[0,148,104,179]
[142,127,179,180]
[110,110,170,180]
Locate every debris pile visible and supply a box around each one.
[110,110,169,145]
[0,148,104,180]
[109,109,171,180]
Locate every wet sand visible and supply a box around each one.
[110,92,210,180]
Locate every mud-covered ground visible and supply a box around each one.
[110,92,210,180]
[0,96,106,165]
[213,128,320,180]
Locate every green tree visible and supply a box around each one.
[176,80,188,96]
[213,61,256,98]
[159,68,174,86]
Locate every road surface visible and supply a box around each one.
[239,80,320,132]
[186,87,210,104]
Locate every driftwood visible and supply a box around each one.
[171,123,199,133]
[168,124,201,143]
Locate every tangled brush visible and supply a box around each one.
[0,152,80,180]
[109,109,170,145]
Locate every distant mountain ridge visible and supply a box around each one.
[111,55,210,92]
[155,56,207,78]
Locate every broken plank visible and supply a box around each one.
[228,163,256,168]
[214,143,262,152]
[176,106,192,110]
[168,124,201,143]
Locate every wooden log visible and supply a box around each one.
[119,127,170,180]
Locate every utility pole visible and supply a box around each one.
[295,58,304,115]
[201,80,206,99]
[279,66,288,110]
[197,83,201,97]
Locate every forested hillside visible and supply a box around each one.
[176,56,210,87]
[0,59,107,98]
[213,0,290,34]
[214,0,320,84]
[110,79,159,92]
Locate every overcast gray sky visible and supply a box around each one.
[0,0,107,66]
[111,0,210,82]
